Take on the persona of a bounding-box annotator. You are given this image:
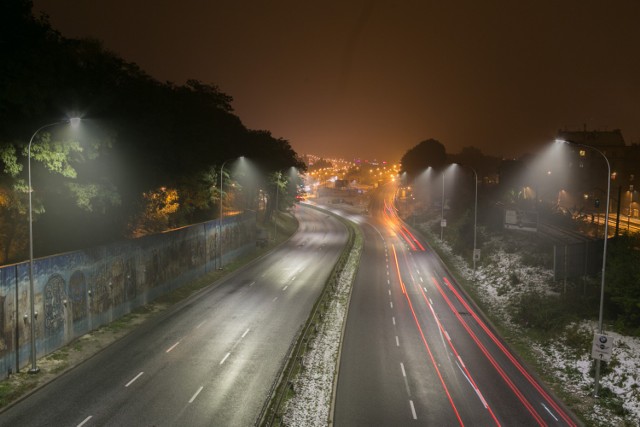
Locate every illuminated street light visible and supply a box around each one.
[441,170,445,240]
[27,118,80,374]
[219,156,243,269]
[273,171,283,241]
[440,166,456,240]
[454,164,479,277]
[556,138,610,397]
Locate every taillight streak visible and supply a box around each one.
[441,277,577,427]
[415,284,501,425]
[400,224,426,251]
[391,245,465,426]
[396,247,501,425]
[431,276,547,426]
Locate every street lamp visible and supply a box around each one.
[273,171,282,241]
[457,165,479,276]
[471,168,478,276]
[440,170,445,240]
[556,138,611,397]
[447,164,479,276]
[27,118,80,374]
[218,156,243,270]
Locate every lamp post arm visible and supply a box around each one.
[218,159,231,269]
[471,167,478,276]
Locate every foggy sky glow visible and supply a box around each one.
[34,1,640,161]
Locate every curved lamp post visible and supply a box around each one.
[448,164,479,277]
[556,138,611,397]
[273,171,282,241]
[27,118,80,374]
[218,156,243,269]
[440,170,445,241]
[460,165,479,277]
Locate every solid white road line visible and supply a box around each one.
[400,362,412,397]
[77,415,92,427]
[189,386,204,403]
[542,403,559,421]
[409,400,418,419]
[166,341,180,353]
[220,352,231,365]
[125,372,144,387]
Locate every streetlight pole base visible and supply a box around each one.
[28,366,40,374]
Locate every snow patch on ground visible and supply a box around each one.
[281,212,639,426]
[282,236,360,426]
[422,223,640,427]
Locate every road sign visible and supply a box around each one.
[473,249,481,262]
[441,219,447,227]
[591,334,613,362]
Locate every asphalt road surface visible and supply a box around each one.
[333,185,580,426]
[0,204,347,427]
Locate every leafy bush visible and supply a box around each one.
[512,291,570,332]
[562,323,592,356]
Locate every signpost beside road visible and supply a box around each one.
[591,334,613,362]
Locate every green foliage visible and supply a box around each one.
[606,234,640,332]
[512,291,571,332]
[65,182,121,212]
[0,2,306,260]
[562,323,593,356]
[25,133,82,178]
[0,146,21,176]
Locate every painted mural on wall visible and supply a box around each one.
[0,212,256,375]
[44,274,66,338]
[69,270,87,323]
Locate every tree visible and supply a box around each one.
[400,138,447,179]
[129,187,180,237]
[606,234,640,331]
[0,1,309,258]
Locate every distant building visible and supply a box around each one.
[497,129,639,223]
[557,128,639,219]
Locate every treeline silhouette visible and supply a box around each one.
[0,0,304,263]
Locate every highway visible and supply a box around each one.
[0,204,348,427]
[334,185,579,426]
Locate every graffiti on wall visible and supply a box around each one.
[44,274,66,338]
[0,212,256,373]
[69,270,87,322]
